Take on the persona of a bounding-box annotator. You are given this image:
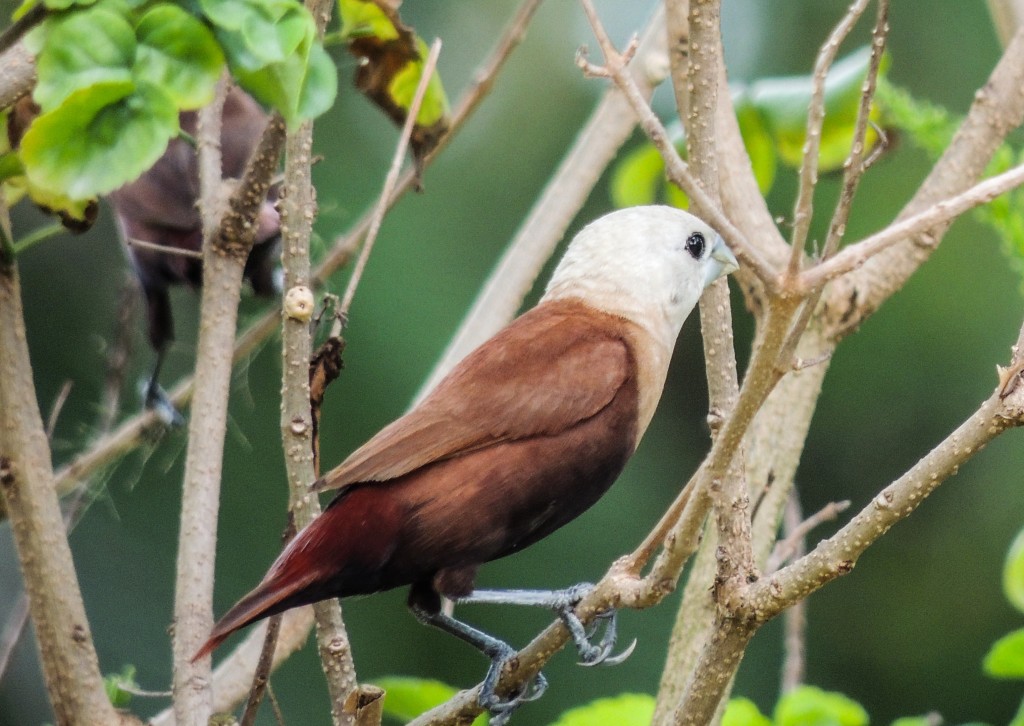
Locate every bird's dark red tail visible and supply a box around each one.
[193,486,399,662]
[192,564,318,662]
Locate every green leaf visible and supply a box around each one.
[749,46,885,171]
[723,697,773,726]
[376,677,487,725]
[201,0,308,69]
[735,97,778,194]
[134,4,224,109]
[339,0,400,41]
[21,81,178,200]
[610,143,665,208]
[388,36,450,127]
[202,0,336,125]
[234,35,337,126]
[549,693,655,726]
[31,4,136,111]
[297,42,340,122]
[103,664,137,708]
[42,0,99,10]
[984,628,1024,679]
[774,686,869,726]
[1004,524,1024,614]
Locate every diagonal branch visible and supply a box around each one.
[798,161,1024,293]
[786,0,873,275]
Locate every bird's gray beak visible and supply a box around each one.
[704,234,739,287]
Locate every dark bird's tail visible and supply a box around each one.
[193,485,401,661]
[192,562,318,662]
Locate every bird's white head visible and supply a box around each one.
[542,205,738,343]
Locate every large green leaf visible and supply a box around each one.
[375,676,487,725]
[21,81,178,200]
[722,697,773,726]
[984,628,1024,679]
[30,4,136,111]
[774,685,869,726]
[549,693,655,726]
[749,46,886,171]
[1005,528,1024,614]
[201,0,336,125]
[134,4,224,109]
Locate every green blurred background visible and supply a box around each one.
[2,1,1024,724]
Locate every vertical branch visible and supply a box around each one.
[654,1,752,721]
[171,80,228,726]
[171,87,287,724]
[0,212,133,724]
[277,2,357,723]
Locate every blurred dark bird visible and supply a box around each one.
[108,87,281,423]
[198,206,738,721]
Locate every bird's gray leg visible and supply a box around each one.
[457,583,636,666]
[409,602,547,723]
[142,348,184,427]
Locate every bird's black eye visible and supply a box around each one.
[685,232,706,260]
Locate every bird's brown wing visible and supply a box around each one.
[314,299,634,492]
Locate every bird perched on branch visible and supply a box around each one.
[108,87,281,423]
[198,205,738,722]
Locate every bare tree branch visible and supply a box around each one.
[799,161,1024,292]
[0,201,138,725]
[171,85,287,724]
[787,0,873,275]
[0,41,34,110]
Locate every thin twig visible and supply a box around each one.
[822,1,890,261]
[338,39,443,319]
[786,0,873,276]
[126,237,204,260]
[765,498,851,574]
[774,0,890,371]
[0,596,29,681]
[779,494,807,693]
[798,161,1024,292]
[45,381,73,441]
[273,0,355,720]
[239,613,281,726]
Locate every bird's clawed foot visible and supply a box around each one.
[549,584,637,667]
[479,643,548,726]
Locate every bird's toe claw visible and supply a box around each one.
[558,607,636,667]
